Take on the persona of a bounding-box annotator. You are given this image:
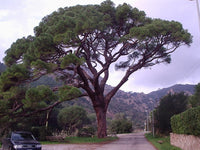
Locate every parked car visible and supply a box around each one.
[2,131,42,150]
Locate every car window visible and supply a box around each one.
[12,133,35,141]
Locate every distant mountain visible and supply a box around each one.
[112,84,194,109]
[147,84,195,103]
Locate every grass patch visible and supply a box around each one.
[65,136,118,144]
[40,141,66,145]
[145,133,181,150]
[40,136,118,144]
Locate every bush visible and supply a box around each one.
[78,126,96,137]
[110,119,132,134]
[31,126,51,141]
[171,106,200,136]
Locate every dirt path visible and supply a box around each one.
[42,132,156,150]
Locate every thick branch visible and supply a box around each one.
[77,66,95,97]
[23,101,61,117]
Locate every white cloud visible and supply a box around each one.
[0,9,9,20]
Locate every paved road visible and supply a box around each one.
[42,132,156,150]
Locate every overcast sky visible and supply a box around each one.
[0,0,200,93]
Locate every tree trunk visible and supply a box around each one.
[94,106,107,138]
[45,108,52,129]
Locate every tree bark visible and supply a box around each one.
[94,105,107,138]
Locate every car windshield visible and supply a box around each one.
[12,133,35,141]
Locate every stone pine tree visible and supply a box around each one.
[1,0,192,138]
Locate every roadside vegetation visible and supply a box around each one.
[145,84,200,150]
[145,133,181,150]
[150,84,200,136]
[152,92,188,135]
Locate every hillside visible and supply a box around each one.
[106,84,195,128]
[110,83,195,111]
[64,83,195,129]
[0,63,196,128]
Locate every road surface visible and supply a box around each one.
[42,132,156,150]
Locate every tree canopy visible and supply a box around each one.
[0,0,192,138]
[154,92,188,134]
[189,83,200,107]
[57,105,90,135]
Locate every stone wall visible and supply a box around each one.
[170,133,200,150]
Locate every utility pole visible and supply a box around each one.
[146,110,149,131]
[152,110,155,137]
[190,0,200,32]
[195,0,200,32]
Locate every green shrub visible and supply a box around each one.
[78,126,96,137]
[31,126,51,140]
[110,119,132,134]
[171,106,200,136]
